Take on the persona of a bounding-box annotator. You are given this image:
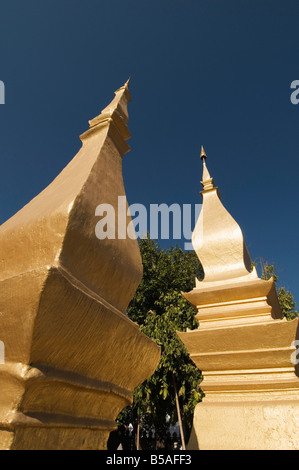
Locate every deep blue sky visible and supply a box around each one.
[0,0,298,304]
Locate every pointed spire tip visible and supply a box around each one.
[114,78,131,95]
[200,146,207,161]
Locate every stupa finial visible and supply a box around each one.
[200,146,214,189]
[200,145,207,161]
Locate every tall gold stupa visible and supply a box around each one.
[0,82,161,450]
[178,148,299,450]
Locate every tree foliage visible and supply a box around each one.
[260,263,298,320]
[117,237,204,443]
[117,243,298,446]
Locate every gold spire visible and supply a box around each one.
[192,149,252,282]
[200,146,214,190]
[200,145,207,161]
[115,77,131,93]
[88,80,131,130]
[80,81,132,152]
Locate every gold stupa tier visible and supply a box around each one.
[0,82,161,450]
[178,148,299,450]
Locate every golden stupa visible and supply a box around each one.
[178,148,299,450]
[0,82,161,450]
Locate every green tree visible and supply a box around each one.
[117,244,298,448]
[117,237,204,447]
[260,263,299,320]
